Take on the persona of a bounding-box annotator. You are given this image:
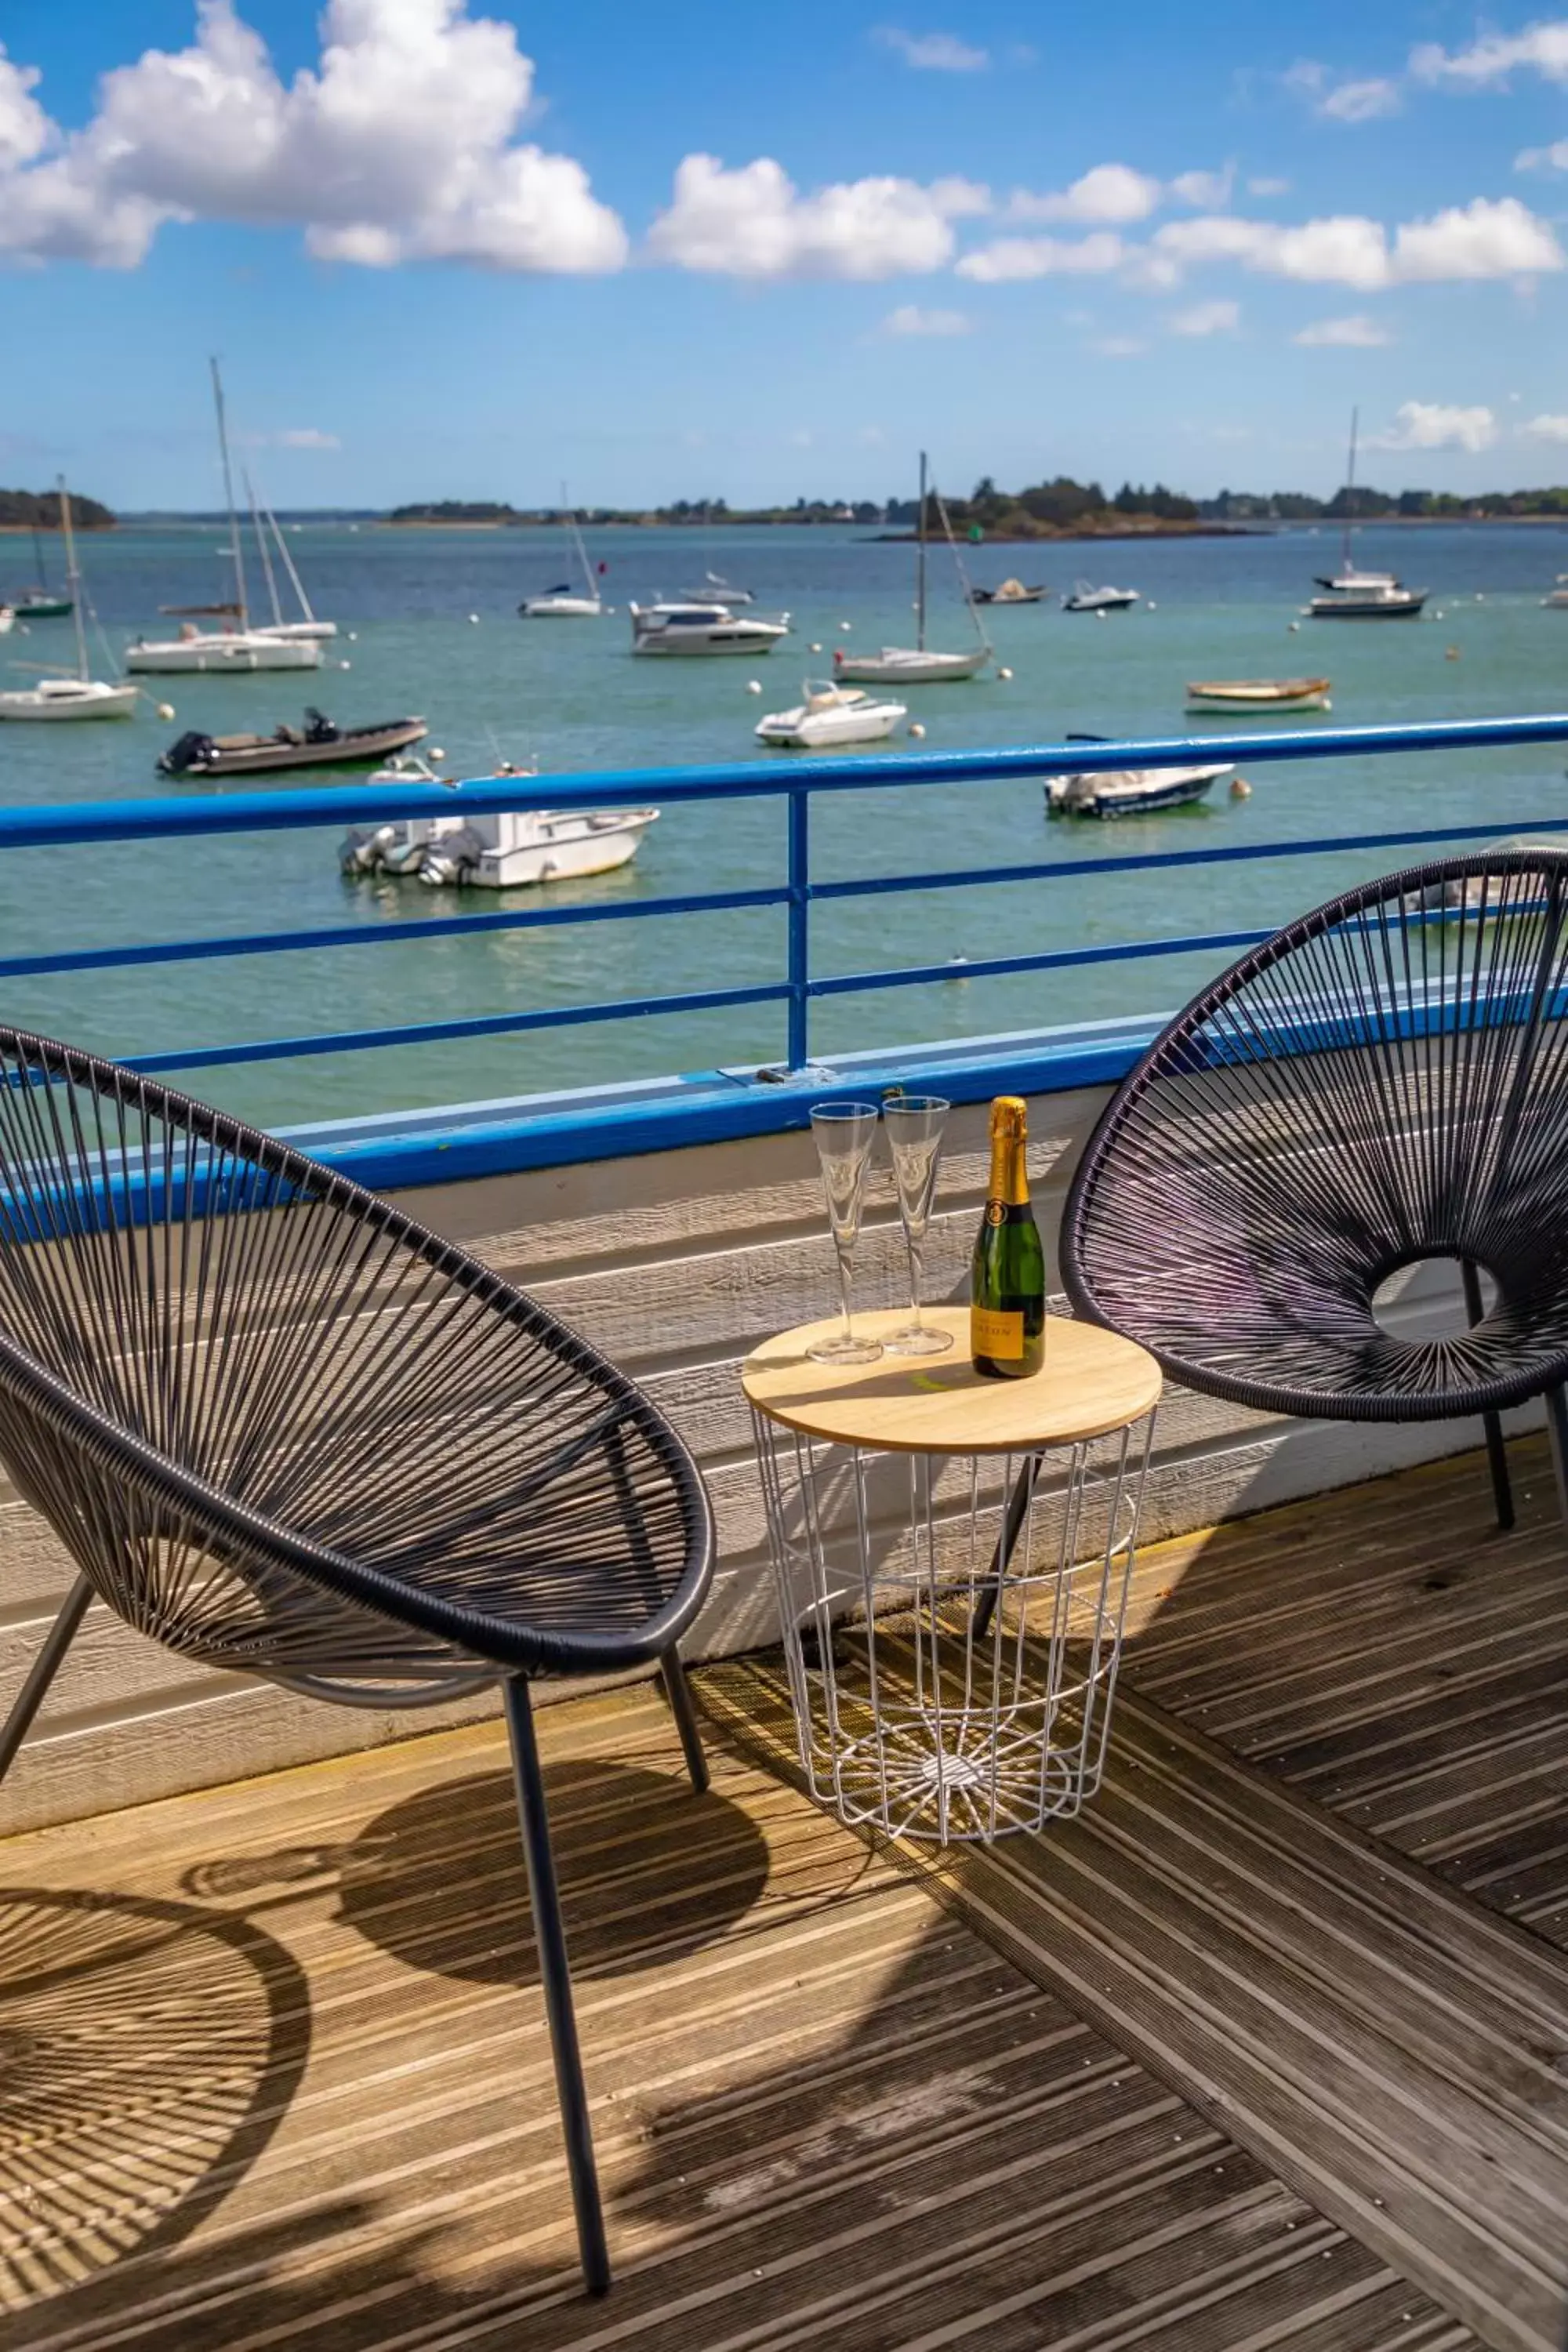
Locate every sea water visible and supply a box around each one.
[1,518,1564,1126]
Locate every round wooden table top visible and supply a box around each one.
[742,1306,1162,1455]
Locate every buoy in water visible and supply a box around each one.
[997,666,1013,680]
[809,641,822,654]
[909,722,927,739]
[468,613,480,625]
[1446,645,1461,661]
[1147,600,1157,611]
[347,631,358,643]
[746,679,762,695]
[1230,776,1251,800]
[1288,620,1301,633]
[429,748,446,761]
[1095,608,1108,620]
[339,659,351,670]
[839,619,852,632]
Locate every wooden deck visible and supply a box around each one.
[2,1441,1564,2350]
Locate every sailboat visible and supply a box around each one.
[1308,409,1427,619]
[9,521,73,620]
[834,453,992,683]
[0,479,137,720]
[520,491,605,616]
[125,363,323,673]
[247,481,337,641]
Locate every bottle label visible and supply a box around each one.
[972,1305,1024,1359]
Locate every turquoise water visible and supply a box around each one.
[2,519,1566,1127]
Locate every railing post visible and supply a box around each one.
[787,785,810,1070]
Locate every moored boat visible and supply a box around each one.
[0,480,137,721]
[159,710,426,777]
[1046,743,1233,818]
[677,570,754,606]
[521,490,606,616]
[339,758,658,888]
[9,591,71,621]
[756,683,906,749]
[1543,576,1568,610]
[630,601,789,655]
[1063,581,1140,613]
[1186,677,1332,714]
[836,453,992,685]
[968,578,1048,605]
[1308,410,1426,618]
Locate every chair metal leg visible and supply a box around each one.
[1546,1385,1568,1530]
[1461,1261,1514,1530]
[0,1573,95,1788]
[659,1646,709,1795]
[502,1675,609,2297]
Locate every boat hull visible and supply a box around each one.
[254,621,339,642]
[520,597,604,618]
[0,681,138,721]
[833,646,989,684]
[756,701,906,748]
[342,807,658,889]
[1047,763,1232,818]
[1185,680,1331,714]
[633,630,786,655]
[125,635,323,673]
[159,717,426,776]
[1307,594,1427,619]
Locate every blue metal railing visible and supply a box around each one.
[2,713,1567,1079]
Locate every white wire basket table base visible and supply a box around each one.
[742,1307,1160,1845]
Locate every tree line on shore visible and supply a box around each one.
[0,488,115,529]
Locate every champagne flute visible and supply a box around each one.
[808,1103,883,1365]
[883,1095,953,1356]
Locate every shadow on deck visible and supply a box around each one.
[2,1440,1564,2350]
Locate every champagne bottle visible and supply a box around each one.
[971,1095,1046,1380]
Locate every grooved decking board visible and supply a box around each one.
[700,1647,1568,2352]
[0,1683,1473,2352]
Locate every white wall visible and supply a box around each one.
[0,1082,1525,1834]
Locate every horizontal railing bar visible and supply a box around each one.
[808,815,1568,904]
[810,930,1275,999]
[1,713,1566,848]
[118,980,792,1075]
[0,884,789,984]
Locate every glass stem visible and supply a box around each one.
[907,1234,925,1331]
[834,1240,856,1342]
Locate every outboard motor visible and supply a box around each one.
[303,708,337,744]
[418,825,485,887]
[158,731,217,776]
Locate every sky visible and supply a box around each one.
[2,1,1567,510]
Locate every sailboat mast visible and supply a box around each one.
[916,450,928,652]
[245,468,283,626]
[58,478,88,684]
[1341,405,1359,575]
[210,356,249,629]
[267,504,316,623]
[563,481,594,601]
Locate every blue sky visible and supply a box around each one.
[2,2,1567,508]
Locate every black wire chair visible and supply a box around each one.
[0,1029,715,2296]
[1062,850,1568,1528]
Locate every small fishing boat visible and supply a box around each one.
[1542,576,1568,610]
[968,578,1048,605]
[521,490,605,616]
[159,710,426,777]
[0,480,137,720]
[339,758,657,888]
[677,570,754,606]
[1062,581,1140,613]
[756,683,906,749]
[1046,739,1233,819]
[630,601,790,655]
[837,453,992,684]
[1185,677,1331,714]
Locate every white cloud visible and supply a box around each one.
[1412,22,1568,86]
[881,303,971,335]
[1371,401,1497,453]
[1169,297,1240,335]
[1517,138,1568,171]
[873,27,989,71]
[1248,176,1290,197]
[0,2,627,271]
[1522,412,1568,441]
[1392,194,1563,279]
[649,154,987,278]
[1294,313,1392,345]
[957,230,1123,281]
[276,427,341,449]
[1007,162,1161,224]
[0,46,49,170]
[1171,165,1236,209]
[1145,195,1562,290]
[1091,336,1145,357]
[1320,77,1401,122]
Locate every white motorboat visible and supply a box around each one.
[1046,741,1233,818]
[836,452,993,686]
[521,489,605,617]
[630,601,790,655]
[1308,411,1427,618]
[1542,576,1568,610]
[1185,677,1332,714]
[127,362,327,673]
[677,570,754,606]
[1062,580,1140,613]
[339,759,657,888]
[756,683,906,749]
[0,481,137,721]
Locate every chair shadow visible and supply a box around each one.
[0,1884,311,2306]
